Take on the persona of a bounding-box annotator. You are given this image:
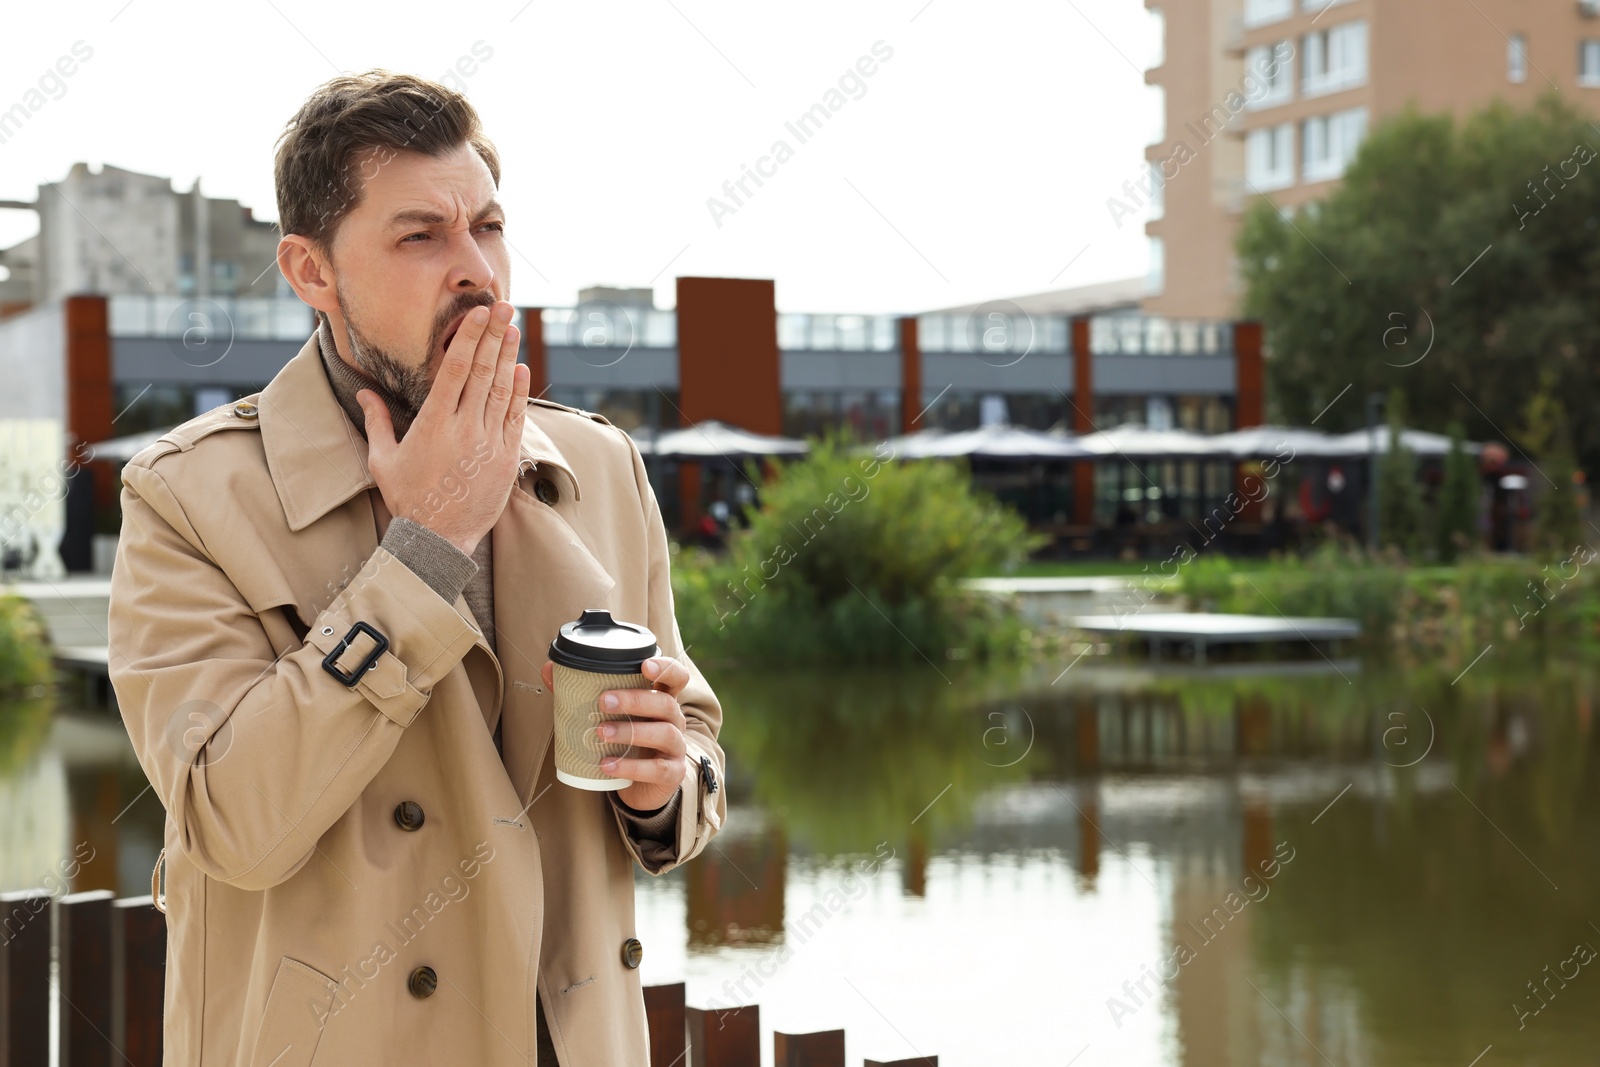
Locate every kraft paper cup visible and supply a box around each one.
[548,609,662,792]
[551,662,653,791]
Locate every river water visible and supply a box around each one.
[5,654,1597,1065]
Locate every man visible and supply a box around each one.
[108,70,727,1066]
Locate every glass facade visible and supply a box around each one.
[972,461,1077,529]
[542,306,676,349]
[545,387,677,434]
[1094,458,1241,529]
[778,313,897,351]
[781,390,899,440]
[109,294,313,341]
[917,391,1072,433]
[1095,395,1233,433]
[110,381,270,436]
[917,312,1070,355]
[1088,315,1232,356]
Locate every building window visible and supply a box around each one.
[1244,0,1292,28]
[1581,40,1600,85]
[1246,42,1294,109]
[1303,21,1367,96]
[1147,236,1165,293]
[1246,123,1296,190]
[1302,107,1368,183]
[781,390,900,439]
[1148,7,1165,69]
[1509,34,1528,83]
[1148,163,1165,222]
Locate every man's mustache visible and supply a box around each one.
[432,293,499,350]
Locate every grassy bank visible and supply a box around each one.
[1173,543,1600,663]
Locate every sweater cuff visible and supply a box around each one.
[380,516,477,605]
[611,787,682,843]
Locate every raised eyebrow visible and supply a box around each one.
[387,199,506,229]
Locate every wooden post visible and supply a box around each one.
[0,891,51,1067]
[645,982,686,1066]
[773,1029,844,1067]
[686,1005,759,1067]
[58,891,116,1067]
[111,896,164,1067]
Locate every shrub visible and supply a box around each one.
[673,428,1048,666]
[0,594,52,693]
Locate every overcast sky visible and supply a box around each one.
[1,0,1161,314]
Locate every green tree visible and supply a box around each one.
[1376,389,1426,555]
[1435,421,1480,563]
[1238,93,1600,474]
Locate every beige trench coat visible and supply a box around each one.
[107,333,727,1066]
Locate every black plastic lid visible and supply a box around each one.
[548,608,661,674]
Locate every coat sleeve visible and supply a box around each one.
[606,430,727,876]
[109,459,480,892]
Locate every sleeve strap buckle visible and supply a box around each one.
[322,620,389,686]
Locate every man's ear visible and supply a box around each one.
[277,234,338,319]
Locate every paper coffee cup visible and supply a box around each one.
[548,608,662,791]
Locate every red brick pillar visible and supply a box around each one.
[899,316,921,432]
[1071,316,1095,527]
[674,277,780,536]
[65,295,114,510]
[517,306,546,397]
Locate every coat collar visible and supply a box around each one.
[258,333,584,532]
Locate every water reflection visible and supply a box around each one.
[685,817,787,948]
[7,659,1600,1064]
[675,659,1600,1064]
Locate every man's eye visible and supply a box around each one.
[401,232,429,243]
[480,221,505,234]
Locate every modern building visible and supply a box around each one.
[0,163,1263,574]
[1141,0,1600,317]
[0,277,1261,573]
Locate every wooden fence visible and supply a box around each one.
[0,890,936,1067]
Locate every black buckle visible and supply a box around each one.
[321,621,389,686]
[699,755,718,795]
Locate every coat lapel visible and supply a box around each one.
[257,332,616,808]
[492,458,616,811]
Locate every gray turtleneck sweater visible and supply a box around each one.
[314,319,681,835]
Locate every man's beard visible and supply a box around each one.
[336,287,498,415]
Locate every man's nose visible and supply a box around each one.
[447,233,495,291]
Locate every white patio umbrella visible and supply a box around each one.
[1210,425,1346,459]
[1072,424,1229,458]
[876,423,1092,461]
[1325,425,1480,456]
[648,419,809,460]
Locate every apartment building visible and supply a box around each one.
[1142,0,1600,318]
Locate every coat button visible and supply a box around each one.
[534,477,559,506]
[621,937,643,969]
[408,965,437,999]
[393,801,425,831]
[232,400,258,420]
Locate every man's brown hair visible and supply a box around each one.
[274,69,501,323]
